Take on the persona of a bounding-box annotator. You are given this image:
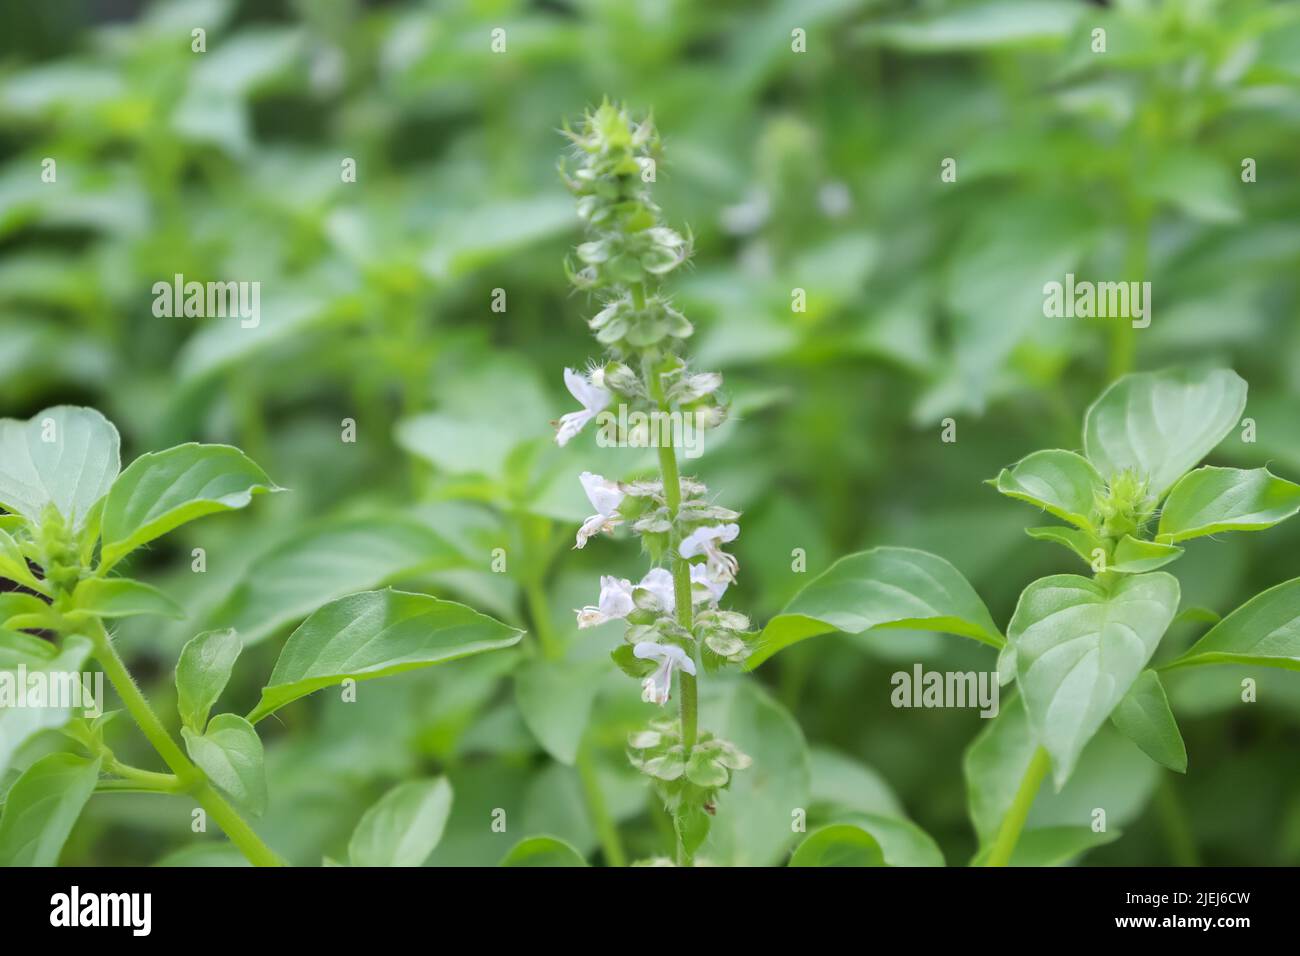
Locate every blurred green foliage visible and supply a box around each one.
[3,0,1299,865]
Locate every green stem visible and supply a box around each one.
[986,746,1050,867]
[647,356,699,868]
[105,760,183,792]
[1155,774,1200,867]
[576,742,627,867]
[86,621,284,867]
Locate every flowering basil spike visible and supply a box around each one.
[633,642,696,706]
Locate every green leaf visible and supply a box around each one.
[0,592,54,629]
[674,803,711,858]
[1082,367,1247,495]
[1109,670,1187,773]
[207,513,468,647]
[348,778,452,867]
[0,526,46,593]
[1157,466,1300,543]
[248,588,523,723]
[1009,572,1180,786]
[991,449,1104,529]
[0,628,57,668]
[861,1,1083,52]
[0,752,101,866]
[181,713,267,816]
[0,406,120,530]
[747,547,1002,670]
[1164,577,1300,672]
[1025,525,1102,566]
[514,657,601,766]
[970,826,1119,866]
[841,813,945,866]
[70,577,185,619]
[1108,535,1183,574]
[175,629,241,733]
[788,824,886,866]
[100,443,279,569]
[499,835,588,867]
[0,636,92,779]
[700,679,810,866]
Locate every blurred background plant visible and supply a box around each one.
[2,0,1298,865]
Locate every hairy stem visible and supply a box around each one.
[86,620,284,867]
[986,746,1050,867]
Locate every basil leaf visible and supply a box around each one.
[0,752,101,866]
[1158,466,1300,542]
[70,577,185,619]
[348,778,452,867]
[788,824,886,867]
[991,449,1104,529]
[100,443,279,570]
[747,547,1003,670]
[0,406,120,531]
[181,713,267,816]
[175,629,241,733]
[1109,670,1187,773]
[248,588,523,723]
[1164,577,1300,672]
[1009,572,1179,786]
[499,835,588,867]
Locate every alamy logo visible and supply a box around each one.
[595,404,708,459]
[890,665,999,718]
[0,667,103,718]
[152,273,261,328]
[1042,273,1151,329]
[50,886,151,936]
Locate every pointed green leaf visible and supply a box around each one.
[0,752,101,866]
[70,577,185,619]
[0,526,47,594]
[1010,572,1180,786]
[1164,577,1300,672]
[747,547,1002,670]
[100,443,279,569]
[181,713,267,816]
[0,406,120,530]
[207,513,469,647]
[1109,670,1186,772]
[1082,367,1246,495]
[1025,525,1102,566]
[1108,535,1183,574]
[788,824,886,867]
[0,628,57,668]
[499,835,588,867]
[248,589,523,723]
[348,778,452,867]
[175,629,241,733]
[1157,466,1300,542]
[514,657,601,766]
[991,449,1103,529]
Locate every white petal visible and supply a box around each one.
[555,408,596,447]
[637,567,676,612]
[597,576,635,619]
[579,471,625,516]
[690,563,729,602]
[563,367,612,415]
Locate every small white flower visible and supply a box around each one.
[679,523,740,582]
[690,562,729,603]
[633,641,697,706]
[576,575,634,629]
[574,471,625,548]
[636,567,676,611]
[555,367,611,446]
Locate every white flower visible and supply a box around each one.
[690,562,729,603]
[576,575,634,629]
[633,641,697,706]
[636,567,676,612]
[679,523,740,582]
[575,471,625,548]
[555,367,611,446]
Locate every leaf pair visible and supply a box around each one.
[993,368,1300,568]
[0,406,280,573]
